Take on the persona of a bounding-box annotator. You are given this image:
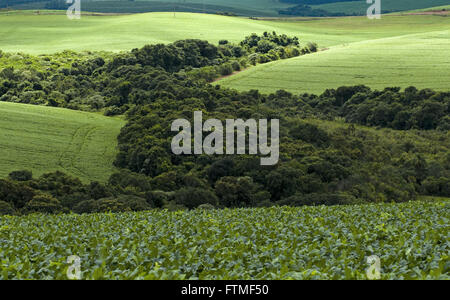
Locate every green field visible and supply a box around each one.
[0,199,448,279]
[8,0,448,16]
[1,12,449,53]
[218,27,450,94]
[312,0,450,15]
[7,0,294,16]
[0,11,449,173]
[82,0,294,16]
[0,102,125,182]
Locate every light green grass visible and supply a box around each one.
[9,0,447,16]
[400,5,450,13]
[0,102,125,182]
[1,12,449,94]
[218,18,450,94]
[9,0,294,16]
[312,0,450,15]
[1,12,450,53]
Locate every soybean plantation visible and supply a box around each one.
[0,200,448,279]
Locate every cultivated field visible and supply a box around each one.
[1,12,449,94]
[312,0,450,15]
[8,0,449,16]
[1,12,449,53]
[0,199,448,279]
[0,102,125,182]
[218,27,450,94]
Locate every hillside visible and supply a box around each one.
[1,12,449,53]
[311,0,450,15]
[0,102,125,182]
[5,0,449,16]
[218,24,450,94]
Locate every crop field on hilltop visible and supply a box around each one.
[7,0,448,16]
[1,12,449,53]
[218,27,450,94]
[6,0,295,16]
[80,0,294,16]
[311,0,450,15]
[0,102,125,182]
[0,200,448,279]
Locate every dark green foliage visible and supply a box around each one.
[0,179,35,208]
[279,4,348,17]
[0,201,16,216]
[277,192,357,206]
[8,170,32,182]
[24,194,62,214]
[0,34,306,111]
[215,176,261,207]
[290,121,330,147]
[174,187,218,209]
[1,34,448,213]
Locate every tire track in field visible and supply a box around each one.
[58,124,96,179]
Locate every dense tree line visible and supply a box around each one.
[112,86,449,211]
[1,107,448,215]
[307,86,450,131]
[0,33,313,112]
[0,0,43,8]
[280,0,360,4]
[0,35,449,214]
[279,5,348,17]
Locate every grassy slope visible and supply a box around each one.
[1,11,449,94]
[1,12,448,52]
[10,0,447,16]
[9,0,294,16]
[312,0,450,14]
[219,28,450,94]
[0,102,125,182]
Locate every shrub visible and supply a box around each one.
[73,200,98,214]
[307,42,318,52]
[96,198,129,213]
[0,201,16,216]
[24,194,62,214]
[8,170,33,182]
[116,195,152,211]
[215,176,260,207]
[219,63,233,76]
[145,190,173,208]
[231,61,241,72]
[290,122,330,147]
[0,179,35,209]
[174,187,218,209]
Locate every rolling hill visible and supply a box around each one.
[311,0,450,15]
[0,102,125,182]
[218,26,450,94]
[1,11,449,53]
[1,11,449,98]
[5,0,449,16]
